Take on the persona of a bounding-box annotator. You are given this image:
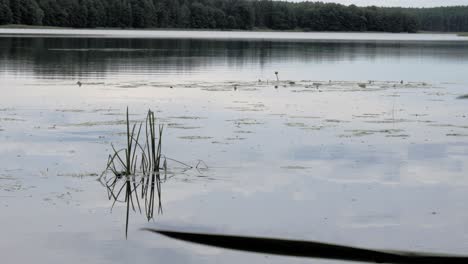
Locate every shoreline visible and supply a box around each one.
[1,24,467,35]
[0,27,467,43]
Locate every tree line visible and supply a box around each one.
[0,0,467,33]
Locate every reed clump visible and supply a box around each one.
[100,108,204,238]
[100,108,167,238]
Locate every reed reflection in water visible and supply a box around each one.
[98,109,195,237]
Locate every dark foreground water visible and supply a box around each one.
[1,30,468,264]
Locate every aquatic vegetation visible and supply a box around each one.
[225,136,246,141]
[55,109,85,113]
[233,130,253,134]
[281,166,310,170]
[352,113,381,119]
[169,116,206,120]
[289,115,321,119]
[57,172,99,178]
[100,109,163,238]
[68,120,128,127]
[178,136,213,140]
[446,133,468,137]
[227,118,264,126]
[0,117,25,122]
[100,108,202,237]
[341,129,405,138]
[285,122,307,128]
[168,125,202,130]
[0,175,22,192]
[325,119,349,123]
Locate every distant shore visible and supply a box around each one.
[1,25,467,40]
[1,24,468,36]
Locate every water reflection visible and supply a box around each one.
[1,37,468,82]
[101,170,164,238]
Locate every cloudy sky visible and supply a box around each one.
[291,0,468,7]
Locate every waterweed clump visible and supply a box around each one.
[99,108,191,238]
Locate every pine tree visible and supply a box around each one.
[0,0,13,24]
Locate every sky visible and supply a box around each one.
[290,0,468,7]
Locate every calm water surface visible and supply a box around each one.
[1,30,468,264]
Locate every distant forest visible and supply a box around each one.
[1,0,468,33]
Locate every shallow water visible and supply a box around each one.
[1,30,468,264]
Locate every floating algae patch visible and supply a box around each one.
[285,122,307,128]
[211,141,231,145]
[239,87,260,91]
[225,102,266,112]
[269,113,288,117]
[233,130,253,134]
[227,118,265,126]
[169,116,206,120]
[289,115,321,119]
[281,166,311,170]
[0,117,25,122]
[225,106,265,112]
[90,108,121,113]
[55,109,85,113]
[225,136,246,141]
[115,82,148,89]
[291,89,316,93]
[249,103,266,108]
[365,118,413,124]
[340,129,405,137]
[167,122,202,129]
[301,125,325,131]
[102,112,125,116]
[446,133,468,137]
[429,123,468,129]
[202,87,233,92]
[385,134,410,138]
[325,119,350,123]
[57,172,99,178]
[66,120,129,127]
[178,136,213,140]
[168,124,202,130]
[353,113,381,118]
[0,175,22,192]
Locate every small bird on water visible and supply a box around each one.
[77,81,82,87]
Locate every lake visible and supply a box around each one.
[1,29,468,264]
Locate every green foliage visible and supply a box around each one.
[0,0,13,24]
[2,0,468,32]
[404,6,468,32]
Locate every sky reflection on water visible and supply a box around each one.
[1,31,468,264]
